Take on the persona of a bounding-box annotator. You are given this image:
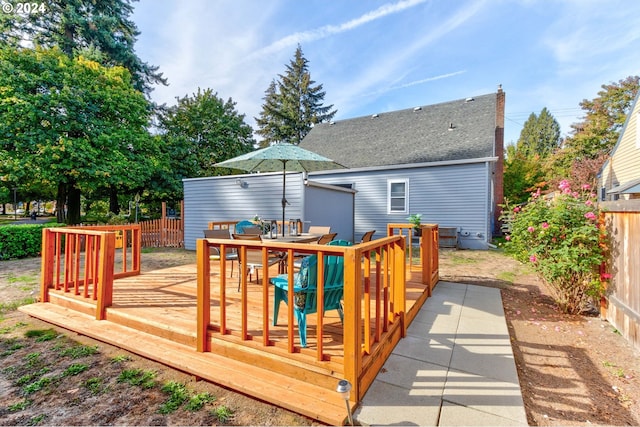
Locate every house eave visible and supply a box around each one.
[308,156,499,176]
[607,177,640,194]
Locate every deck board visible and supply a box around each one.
[20,261,431,425]
[19,302,348,425]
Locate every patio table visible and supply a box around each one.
[261,233,322,244]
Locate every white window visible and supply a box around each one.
[387,179,408,213]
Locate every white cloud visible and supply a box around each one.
[250,0,429,58]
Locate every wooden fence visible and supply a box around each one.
[139,217,183,248]
[600,200,640,352]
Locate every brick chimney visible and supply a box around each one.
[494,84,505,236]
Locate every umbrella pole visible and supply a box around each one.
[281,161,287,237]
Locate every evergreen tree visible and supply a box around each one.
[517,108,561,158]
[255,45,336,145]
[0,0,165,94]
[504,108,561,203]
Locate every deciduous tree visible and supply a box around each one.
[155,88,255,200]
[0,47,154,224]
[550,76,639,187]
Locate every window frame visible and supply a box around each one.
[387,179,408,214]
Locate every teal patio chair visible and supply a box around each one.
[234,220,255,234]
[270,239,352,347]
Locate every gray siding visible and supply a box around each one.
[184,172,304,250]
[309,161,492,249]
[183,173,356,250]
[304,184,355,242]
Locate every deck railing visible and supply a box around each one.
[388,223,439,286]
[72,224,142,278]
[41,225,142,319]
[196,230,436,402]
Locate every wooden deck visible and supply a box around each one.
[21,225,439,425]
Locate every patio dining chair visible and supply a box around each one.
[316,232,337,245]
[203,229,238,278]
[308,225,331,235]
[360,230,376,243]
[232,233,283,291]
[234,220,256,234]
[270,239,351,347]
[292,232,337,270]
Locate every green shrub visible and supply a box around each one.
[0,223,65,260]
[503,180,609,314]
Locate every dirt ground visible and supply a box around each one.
[1,247,639,425]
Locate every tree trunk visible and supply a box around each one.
[109,186,120,214]
[56,183,67,224]
[67,184,82,225]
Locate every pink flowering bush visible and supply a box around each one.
[503,180,608,314]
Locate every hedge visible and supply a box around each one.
[0,223,65,260]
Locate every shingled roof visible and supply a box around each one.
[299,92,499,169]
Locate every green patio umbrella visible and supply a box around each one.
[214,143,347,236]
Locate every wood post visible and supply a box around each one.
[196,238,210,352]
[40,228,55,303]
[342,245,360,404]
[96,232,115,320]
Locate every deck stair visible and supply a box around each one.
[19,302,350,425]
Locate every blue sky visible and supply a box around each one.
[132,0,640,145]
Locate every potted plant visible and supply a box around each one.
[407,213,422,236]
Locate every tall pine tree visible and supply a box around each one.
[0,0,165,94]
[255,45,336,146]
[504,108,561,203]
[517,108,561,158]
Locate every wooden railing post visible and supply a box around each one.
[40,228,55,303]
[132,226,141,272]
[393,236,406,333]
[421,225,432,292]
[196,238,211,352]
[96,232,115,320]
[342,245,361,404]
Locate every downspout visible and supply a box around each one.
[485,161,491,248]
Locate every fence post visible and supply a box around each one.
[40,228,55,303]
[393,236,407,336]
[196,238,210,352]
[96,232,115,320]
[342,245,361,403]
[421,225,432,292]
[161,202,167,247]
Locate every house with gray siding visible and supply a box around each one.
[300,88,505,249]
[183,172,355,250]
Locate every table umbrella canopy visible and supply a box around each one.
[214,143,347,236]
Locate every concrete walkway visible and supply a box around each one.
[354,281,528,426]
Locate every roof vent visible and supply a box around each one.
[465,97,474,103]
[413,106,422,112]
[448,122,455,131]
[371,113,379,118]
